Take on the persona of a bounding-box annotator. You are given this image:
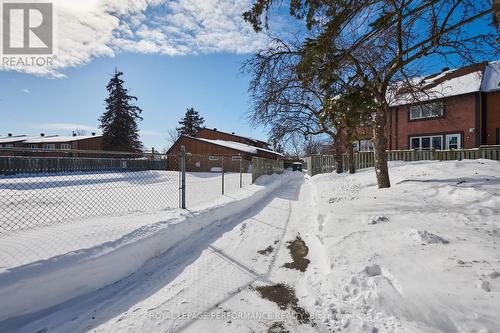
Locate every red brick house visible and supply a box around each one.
[357,61,500,151]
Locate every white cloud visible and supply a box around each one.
[22,89,31,93]
[0,0,270,77]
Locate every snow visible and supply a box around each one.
[0,136,38,144]
[481,60,500,92]
[390,70,483,106]
[0,160,499,332]
[194,138,258,154]
[23,135,101,143]
[0,171,251,233]
[0,171,286,323]
[307,159,500,332]
[194,137,284,157]
[389,61,500,106]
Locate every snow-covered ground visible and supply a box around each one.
[0,171,252,233]
[307,159,500,332]
[0,160,499,332]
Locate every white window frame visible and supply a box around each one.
[28,144,38,149]
[410,135,443,150]
[4,144,14,148]
[61,143,72,150]
[445,134,461,150]
[208,156,219,161]
[45,143,55,150]
[409,102,444,120]
[358,139,373,152]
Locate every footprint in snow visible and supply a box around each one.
[410,229,449,245]
[368,215,389,225]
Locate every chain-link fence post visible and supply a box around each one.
[239,154,243,188]
[221,156,225,195]
[179,145,186,209]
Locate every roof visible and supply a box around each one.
[197,128,269,146]
[481,60,500,92]
[23,135,102,144]
[0,135,35,144]
[179,136,284,157]
[389,61,499,106]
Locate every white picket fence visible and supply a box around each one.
[306,145,500,176]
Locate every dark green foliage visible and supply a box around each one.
[176,107,205,136]
[99,69,143,152]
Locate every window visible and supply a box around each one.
[445,134,461,150]
[28,144,37,149]
[432,137,442,150]
[61,143,72,150]
[409,102,443,120]
[45,143,55,150]
[410,135,443,150]
[353,140,373,152]
[359,140,373,152]
[5,144,14,148]
[209,156,219,161]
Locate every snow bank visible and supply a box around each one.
[306,159,500,332]
[0,172,294,322]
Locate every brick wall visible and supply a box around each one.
[486,91,500,145]
[387,93,478,149]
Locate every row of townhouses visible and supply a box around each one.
[354,61,500,151]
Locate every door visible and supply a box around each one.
[496,128,500,145]
[445,134,461,150]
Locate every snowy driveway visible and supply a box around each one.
[0,173,324,333]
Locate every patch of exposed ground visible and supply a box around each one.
[258,245,274,256]
[268,321,289,333]
[254,283,315,326]
[283,236,310,272]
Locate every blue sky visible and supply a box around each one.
[0,52,259,150]
[0,0,496,150]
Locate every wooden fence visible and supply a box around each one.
[252,157,284,183]
[0,156,168,175]
[306,145,500,176]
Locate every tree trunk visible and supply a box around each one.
[346,132,355,174]
[372,106,391,188]
[333,131,343,174]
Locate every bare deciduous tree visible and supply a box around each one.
[243,38,344,172]
[244,0,496,188]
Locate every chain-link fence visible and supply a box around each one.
[0,147,282,235]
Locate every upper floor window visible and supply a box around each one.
[28,144,37,149]
[61,143,72,150]
[409,102,443,120]
[45,143,55,150]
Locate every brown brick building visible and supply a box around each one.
[0,134,103,157]
[166,129,282,172]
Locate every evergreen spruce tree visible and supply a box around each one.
[176,107,205,136]
[99,69,143,152]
